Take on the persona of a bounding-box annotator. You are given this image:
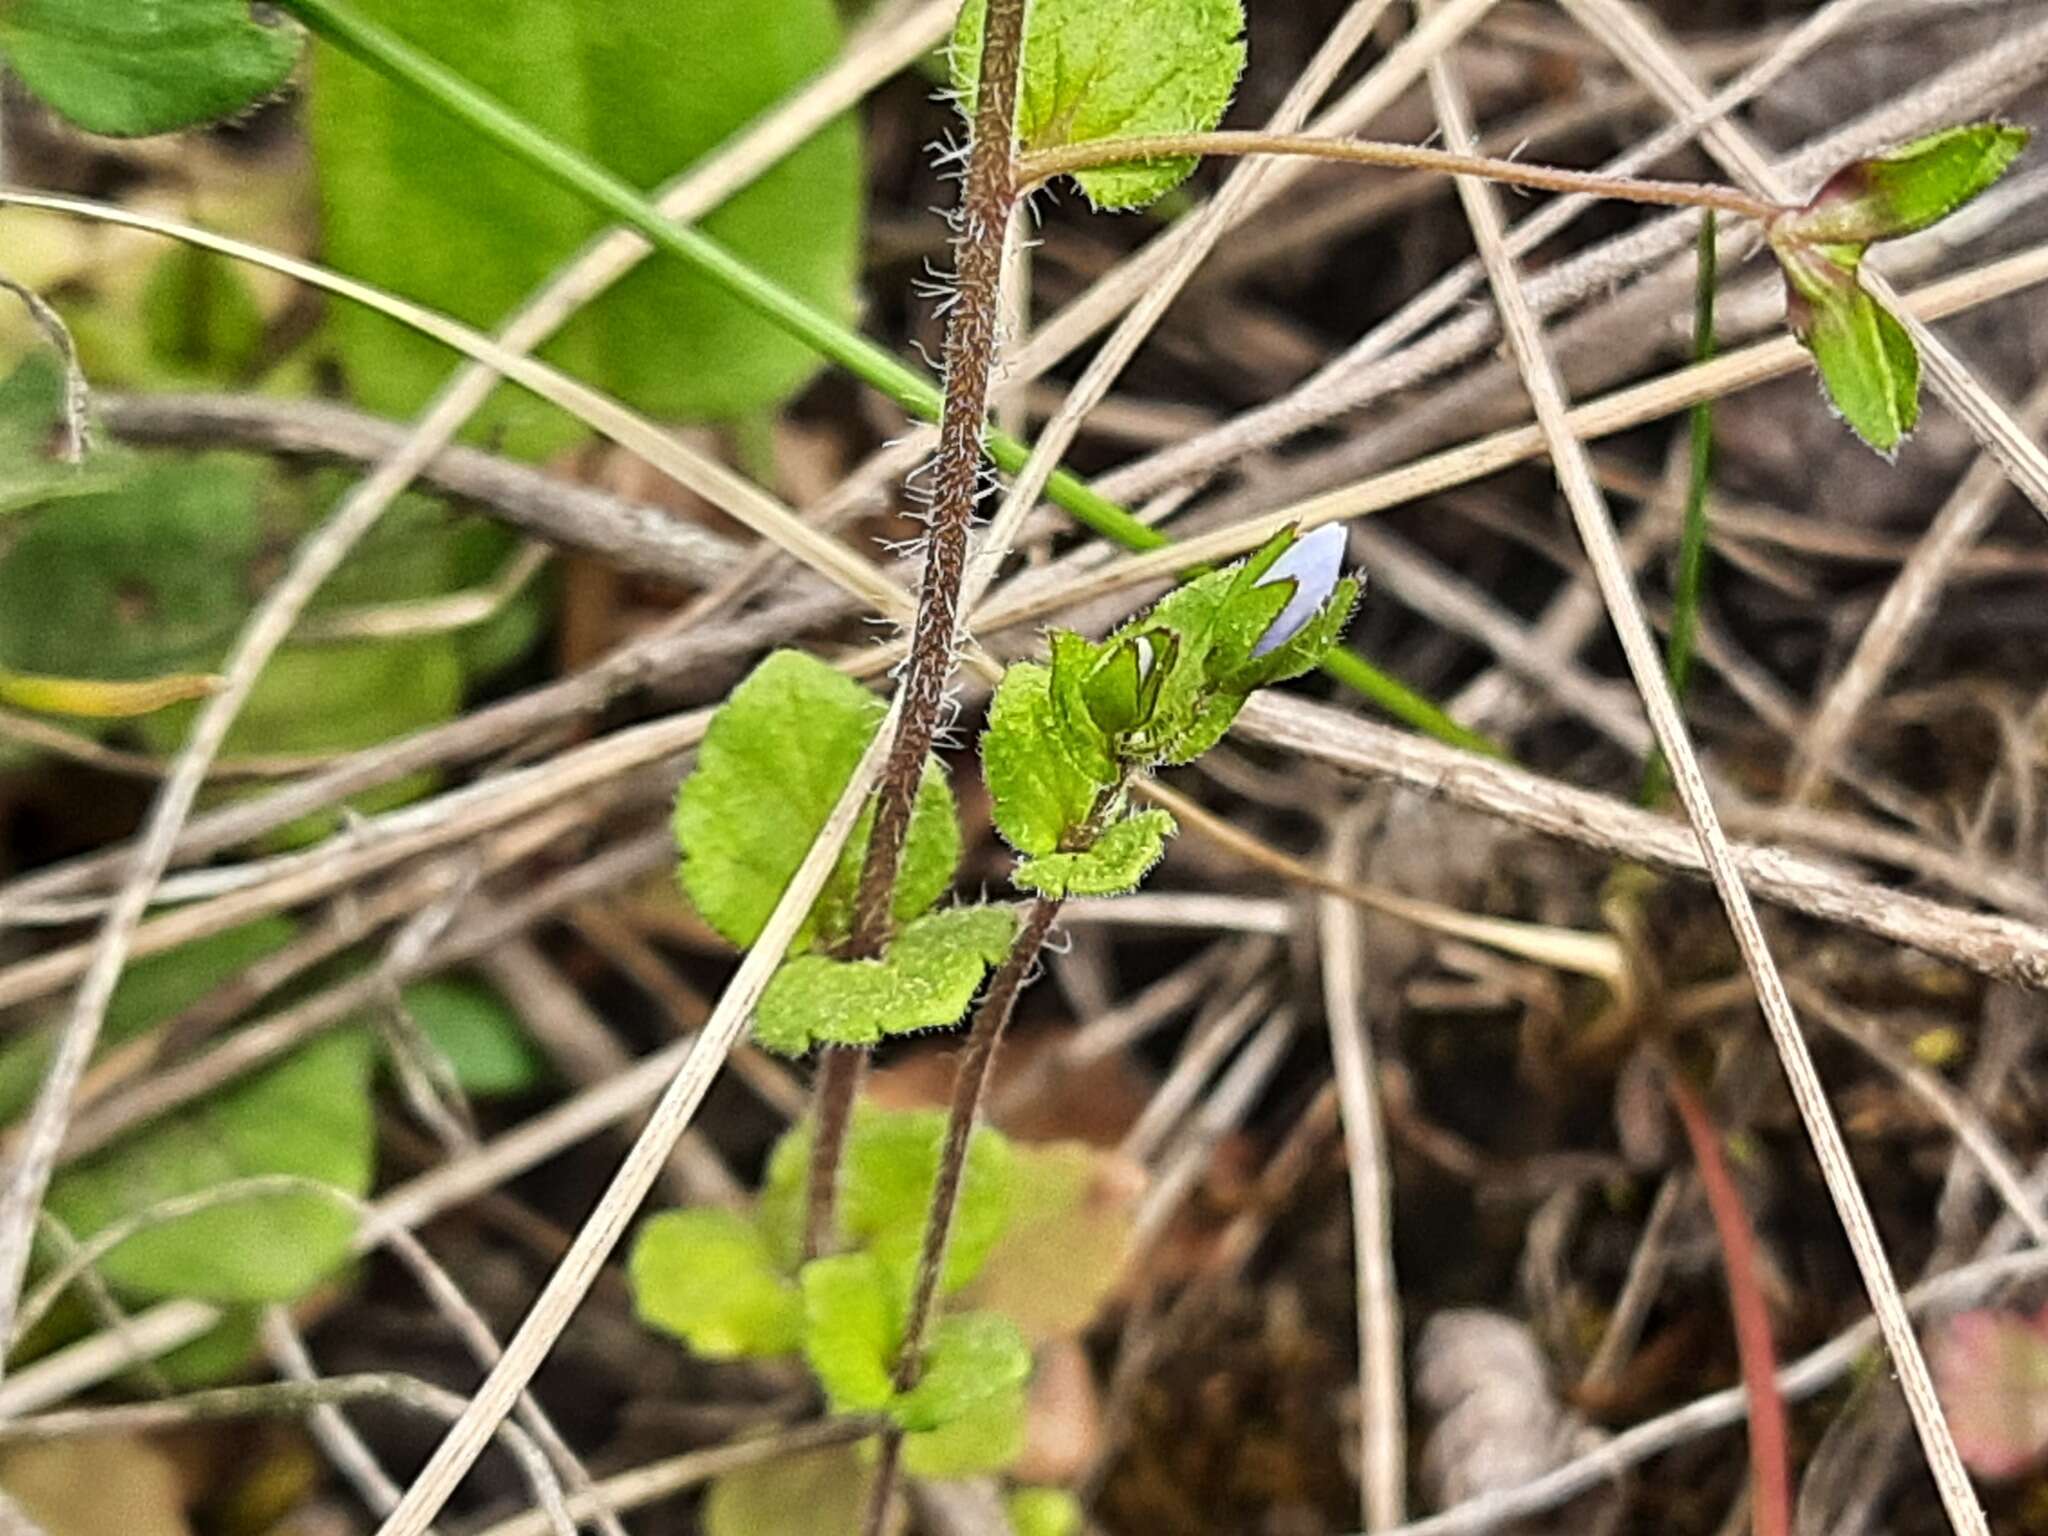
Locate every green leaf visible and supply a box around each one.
[1782,122,2030,247]
[630,1208,803,1360]
[703,1443,877,1536]
[0,455,264,682]
[1015,808,1175,898]
[673,650,960,954]
[1776,244,1920,455]
[309,0,863,447]
[402,978,544,1097]
[753,905,1019,1055]
[140,244,268,384]
[0,0,303,137]
[800,1252,899,1412]
[890,1310,1031,1433]
[901,1384,1028,1479]
[1007,1488,1085,1536]
[44,1033,374,1305]
[0,919,297,1126]
[0,359,131,520]
[983,663,1109,858]
[953,0,1247,210]
[760,1106,1016,1297]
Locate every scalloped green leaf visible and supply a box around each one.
[800,1252,899,1413]
[44,1032,373,1305]
[952,0,1246,210]
[674,650,959,953]
[1014,808,1175,898]
[983,663,1106,858]
[630,1207,803,1361]
[0,0,303,137]
[310,0,861,447]
[752,905,1017,1055]
[759,1106,1015,1297]
[890,1310,1031,1433]
[1783,122,2030,247]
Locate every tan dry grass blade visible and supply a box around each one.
[1425,39,1988,1536]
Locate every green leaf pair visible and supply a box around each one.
[630,1105,1030,1476]
[673,650,1024,1056]
[1769,122,2029,454]
[952,0,1247,211]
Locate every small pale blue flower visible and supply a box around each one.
[1250,523,1348,657]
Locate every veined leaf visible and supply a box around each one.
[1014,808,1175,898]
[0,0,303,137]
[310,0,863,447]
[983,663,1106,858]
[674,650,959,954]
[751,906,1018,1055]
[953,0,1246,210]
[1776,243,1919,454]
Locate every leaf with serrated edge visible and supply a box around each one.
[751,905,1018,1054]
[1015,808,1176,898]
[674,650,958,953]
[952,0,1246,210]
[799,1252,899,1413]
[984,663,1105,857]
[0,0,301,137]
[630,1208,802,1360]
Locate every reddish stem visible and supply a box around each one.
[1665,1066,1793,1536]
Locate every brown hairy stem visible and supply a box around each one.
[802,0,1029,1258]
[1019,129,1785,223]
[861,892,1065,1536]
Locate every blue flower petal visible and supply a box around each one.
[1250,523,1347,657]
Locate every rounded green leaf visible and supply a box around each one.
[752,905,1018,1055]
[983,663,1110,858]
[1014,808,1175,898]
[673,650,959,952]
[0,0,302,137]
[890,1310,1030,1433]
[953,0,1247,210]
[800,1251,899,1412]
[630,1208,803,1360]
[403,978,545,1098]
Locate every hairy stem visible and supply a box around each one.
[861,893,1065,1536]
[1018,131,1785,222]
[803,0,1030,1259]
[276,0,1479,748]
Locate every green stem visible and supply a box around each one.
[276,0,1494,754]
[1642,211,1717,806]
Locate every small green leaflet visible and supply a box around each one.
[953,0,1246,210]
[630,1208,803,1360]
[758,1106,1015,1298]
[1015,808,1176,898]
[1781,123,2030,247]
[891,1310,1031,1433]
[901,1384,1028,1478]
[799,1252,899,1412]
[673,650,959,953]
[751,905,1018,1055]
[1776,243,1920,454]
[984,662,1108,858]
[0,0,302,137]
